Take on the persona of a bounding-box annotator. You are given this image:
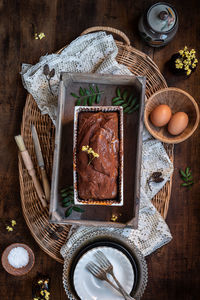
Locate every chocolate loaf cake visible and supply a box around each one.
[77,112,119,200]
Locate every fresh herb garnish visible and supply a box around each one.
[43,64,55,95]
[147,172,164,191]
[112,88,139,113]
[60,185,84,217]
[179,167,194,187]
[71,84,104,106]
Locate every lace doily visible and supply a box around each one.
[21,31,173,257]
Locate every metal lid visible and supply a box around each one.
[147,2,177,33]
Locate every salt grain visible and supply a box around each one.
[8,247,29,268]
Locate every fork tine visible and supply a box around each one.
[97,250,110,263]
[95,255,108,268]
[86,261,101,276]
[94,250,111,267]
[86,265,98,277]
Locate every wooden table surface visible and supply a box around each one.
[0,0,199,299]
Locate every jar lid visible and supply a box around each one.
[147,2,177,33]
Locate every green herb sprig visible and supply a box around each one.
[71,85,103,106]
[61,185,84,217]
[112,88,139,114]
[179,167,194,187]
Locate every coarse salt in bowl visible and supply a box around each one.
[8,246,29,268]
[1,243,35,276]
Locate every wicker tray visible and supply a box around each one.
[19,26,173,263]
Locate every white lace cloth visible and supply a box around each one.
[21,31,173,256]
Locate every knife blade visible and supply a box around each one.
[31,125,50,202]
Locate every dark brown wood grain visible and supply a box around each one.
[0,0,199,299]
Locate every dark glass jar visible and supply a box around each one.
[138,2,178,47]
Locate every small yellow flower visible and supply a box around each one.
[87,148,93,154]
[11,220,16,227]
[192,63,196,68]
[82,145,89,152]
[187,69,191,75]
[179,50,184,56]
[40,290,44,296]
[38,32,45,40]
[44,290,50,296]
[183,60,188,65]
[6,226,13,232]
[111,214,118,222]
[34,32,45,40]
[38,280,43,284]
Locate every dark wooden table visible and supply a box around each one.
[0,0,199,299]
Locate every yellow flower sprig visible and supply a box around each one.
[34,32,45,40]
[6,220,16,232]
[175,46,198,76]
[40,290,50,299]
[82,145,99,165]
[6,226,13,232]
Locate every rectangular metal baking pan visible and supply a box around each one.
[49,72,145,228]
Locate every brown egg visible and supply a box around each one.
[168,112,189,135]
[150,104,172,127]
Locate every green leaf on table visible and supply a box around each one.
[122,90,128,100]
[112,97,121,103]
[63,202,72,208]
[72,206,84,212]
[185,167,190,176]
[179,169,187,178]
[76,98,81,106]
[181,181,194,187]
[79,87,84,96]
[71,93,79,98]
[60,185,84,217]
[179,167,194,188]
[112,87,138,114]
[96,94,101,104]
[116,87,121,97]
[71,84,104,106]
[114,100,125,106]
[65,206,73,217]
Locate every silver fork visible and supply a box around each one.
[94,250,135,300]
[86,262,133,300]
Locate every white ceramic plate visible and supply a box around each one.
[73,246,134,300]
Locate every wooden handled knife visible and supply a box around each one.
[31,125,50,202]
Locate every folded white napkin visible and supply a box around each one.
[21,31,173,256]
